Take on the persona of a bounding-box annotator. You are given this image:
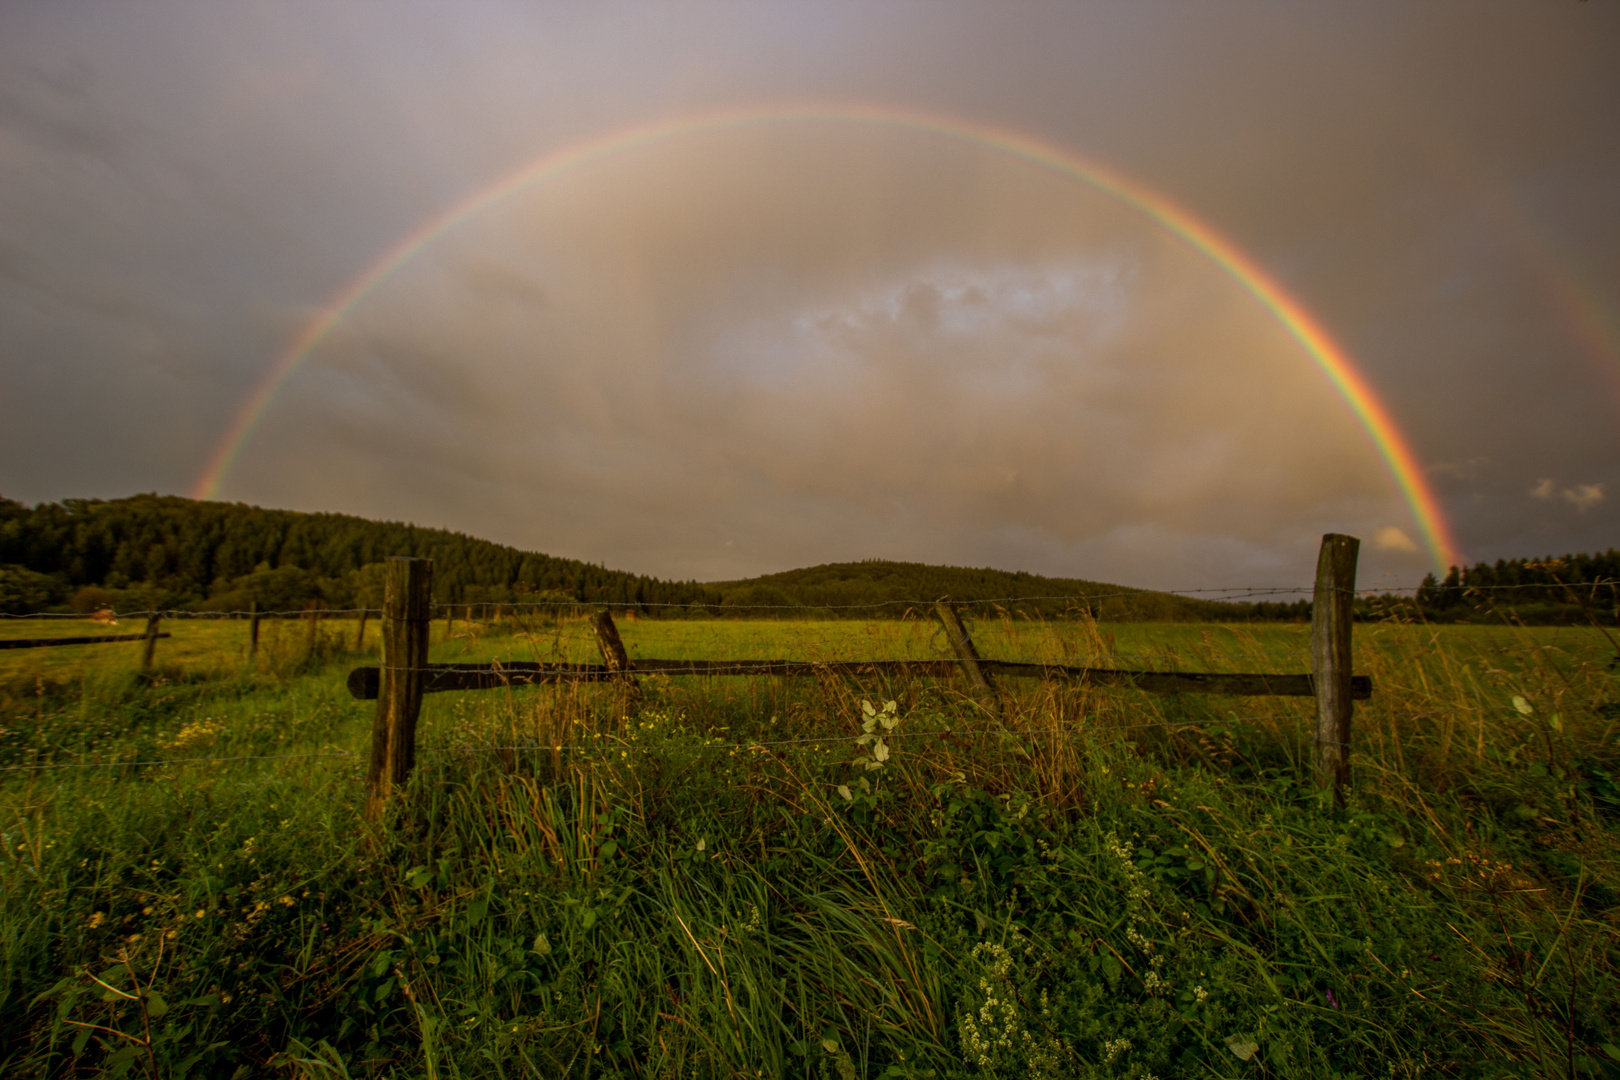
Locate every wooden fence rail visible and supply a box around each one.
[1,613,168,673]
[359,535,1366,817]
[0,630,171,651]
[345,658,1371,700]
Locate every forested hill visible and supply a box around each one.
[707,561,1265,621]
[0,494,1261,620]
[0,494,717,613]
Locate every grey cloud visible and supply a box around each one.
[455,260,549,308]
[0,59,126,165]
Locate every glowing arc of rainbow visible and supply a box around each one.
[192,102,1460,574]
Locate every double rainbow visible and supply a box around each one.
[191,102,1459,574]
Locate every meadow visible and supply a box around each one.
[1,609,1617,1078]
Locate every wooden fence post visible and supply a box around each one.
[140,613,163,673]
[366,557,433,820]
[590,608,643,707]
[1312,533,1359,802]
[355,604,369,652]
[935,600,1001,719]
[248,600,260,660]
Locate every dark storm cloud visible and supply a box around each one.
[2,1,1616,588]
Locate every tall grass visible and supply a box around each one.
[1,612,1616,1077]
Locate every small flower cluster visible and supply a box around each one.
[1424,851,1533,891]
[956,941,1069,1080]
[159,718,224,751]
[1104,831,1172,996]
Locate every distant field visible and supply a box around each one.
[8,610,1609,680]
[2,614,1616,1077]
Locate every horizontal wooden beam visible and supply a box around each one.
[345,659,1371,700]
[0,632,173,651]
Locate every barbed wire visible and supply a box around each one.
[2,577,1614,622]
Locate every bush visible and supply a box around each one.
[0,564,66,614]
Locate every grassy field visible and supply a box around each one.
[1,611,1617,1078]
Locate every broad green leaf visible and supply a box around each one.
[1228,1037,1259,1061]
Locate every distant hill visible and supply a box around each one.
[0,493,1300,620]
[706,560,1273,621]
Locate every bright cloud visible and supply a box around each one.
[1374,526,1418,553]
[1562,483,1604,512]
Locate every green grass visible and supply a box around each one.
[2,613,1618,1078]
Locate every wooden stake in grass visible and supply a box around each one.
[935,600,1001,719]
[1312,533,1359,801]
[356,604,369,652]
[248,600,260,661]
[366,557,433,820]
[590,608,643,707]
[139,613,162,673]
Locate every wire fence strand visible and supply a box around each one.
[0,576,1612,622]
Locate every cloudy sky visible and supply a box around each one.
[2,2,1616,591]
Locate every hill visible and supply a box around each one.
[0,493,1294,620]
[707,559,1284,621]
[0,494,717,614]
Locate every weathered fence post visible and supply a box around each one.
[366,557,433,820]
[248,600,260,660]
[355,604,369,652]
[1312,533,1359,802]
[590,608,643,707]
[935,600,1001,719]
[140,613,163,672]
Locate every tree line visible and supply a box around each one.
[0,494,716,615]
[7,494,1608,624]
[1415,552,1620,624]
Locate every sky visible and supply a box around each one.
[2,2,1617,593]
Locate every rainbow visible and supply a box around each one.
[1487,190,1620,412]
[192,102,1460,573]
[1419,132,1620,417]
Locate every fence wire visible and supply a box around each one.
[4,578,1614,622]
